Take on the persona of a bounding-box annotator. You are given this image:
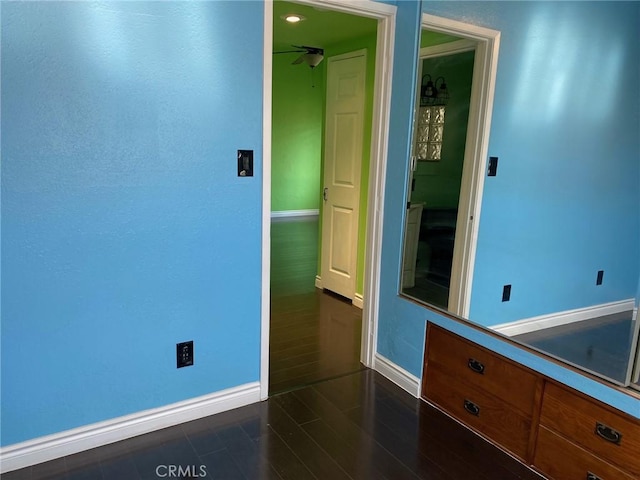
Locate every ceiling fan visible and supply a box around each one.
[274,45,324,69]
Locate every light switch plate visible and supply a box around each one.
[238,150,253,177]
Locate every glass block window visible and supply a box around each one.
[415,105,445,161]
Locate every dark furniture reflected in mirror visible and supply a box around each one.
[403,207,457,310]
[401,19,640,392]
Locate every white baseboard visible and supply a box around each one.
[373,353,420,397]
[353,293,364,309]
[0,382,261,474]
[315,275,322,289]
[491,299,635,337]
[271,209,319,219]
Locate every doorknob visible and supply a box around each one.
[323,187,328,201]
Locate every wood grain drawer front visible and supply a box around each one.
[426,325,539,417]
[540,383,640,477]
[534,426,635,480]
[424,365,531,460]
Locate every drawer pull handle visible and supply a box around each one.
[463,399,480,416]
[594,422,622,445]
[586,472,603,480]
[468,358,485,374]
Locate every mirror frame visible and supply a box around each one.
[408,13,640,394]
[401,14,500,318]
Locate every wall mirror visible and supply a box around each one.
[400,14,640,393]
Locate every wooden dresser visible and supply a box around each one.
[421,323,640,480]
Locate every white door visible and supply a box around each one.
[320,50,366,300]
[402,203,424,288]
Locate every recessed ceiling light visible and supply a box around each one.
[282,14,305,23]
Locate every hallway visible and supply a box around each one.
[270,217,364,394]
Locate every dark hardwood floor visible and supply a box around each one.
[514,311,636,384]
[269,289,364,394]
[270,217,319,298]
[270,217,364,394]
[2,370,544,480]
[403,276,449,311]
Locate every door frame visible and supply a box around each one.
[418,14,501,319]
[261,0,397,400]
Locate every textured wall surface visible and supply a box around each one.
[1,1,264,445]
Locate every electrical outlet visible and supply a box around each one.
[502,284,511,302]
[596,270,604,285]
[177,341,194,368]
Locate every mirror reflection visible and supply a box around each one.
[403,39,475,311]
[401,25,640,391]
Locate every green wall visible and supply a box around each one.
[271,54,325,212]
[420,30,461,48]
[411,51,475,207]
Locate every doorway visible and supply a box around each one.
[262,1,395,397]
[403,39,477,311]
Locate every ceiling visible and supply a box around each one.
[273,1,378,52]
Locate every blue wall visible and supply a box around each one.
[377,1,640,418]
[2,0,639,450]
[377,0,427,374]
[460,0,640,326]
[1,1,264,446]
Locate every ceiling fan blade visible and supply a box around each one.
[273,49,305,55]
[292,54,305,65]
[292,45,324,55]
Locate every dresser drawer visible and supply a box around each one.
[540,382,640,477]
[425,325,540,417]
[424,365,531,460]
[534,426,635,480]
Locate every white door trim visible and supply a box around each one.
[419,13,501,319]
[261,0,273,402]
[360,1,395,369]
[261,0,397,399]
[419,38,476,58]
